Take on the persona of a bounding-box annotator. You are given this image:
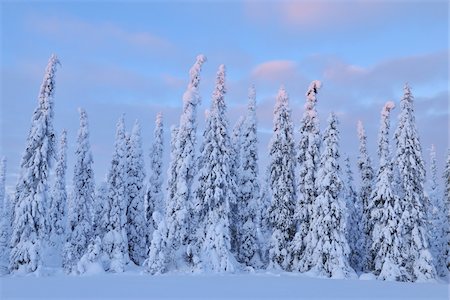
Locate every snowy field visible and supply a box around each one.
[1,271,449,300]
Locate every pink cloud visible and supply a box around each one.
[251,60,297,81]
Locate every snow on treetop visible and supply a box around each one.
[156,112,163,126]
[306,80,322,98]
[382,101,395,117]
[188,55,207,91]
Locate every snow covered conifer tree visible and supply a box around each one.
[236,86,260,267]
[394,84,436,281]
[165,55,206,270]
[63,108,95,273]
[126,121,147,266]
[49,130,67,247]
[444,150,450,273]
[368,102,405,281]
[145,112,164,247]
[195,64,235,272]
[0,157,10,274]
[292,81,321,270]
[356,121,375,271]
[299,113,354,278]
[10,54,59,273]
[230,116,244,255]
[344,156,364,272]
[102,115,129,272]
[427,145,446,276]
[267,87,296,271]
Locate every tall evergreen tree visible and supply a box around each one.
[344,156,364,272]
[292,81,321,270]
[267,87,296,271]
[63,108,95,273]
[236,86,260,267]
[49,130,67,247]
[443,150,450,273]
[299,113,354,278]
[230,116,244,255]
[427,145,446,276]
[126,121,147,266]
[145,112,164,241]
[165,55,206,270]
[195,64,235,272]
[356,120,375,271]
[368,102,405,280]
[10,54,59,273]
[394,84,436,281]
[102,116,129,272]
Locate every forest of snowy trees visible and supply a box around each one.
[0,54,448,283]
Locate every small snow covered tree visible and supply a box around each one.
[126,121,147,266]
[356,120,375,272]
[195,64,235,272]
[102,115,129,272]
[10,54,59,273]
[144,220,169,275]
[292,81,321,270]
[229,116,244,255]
[0,157,11,274]
[394,84,436,281]
[267,87,296,271]
[63,108,95,273]
[145,112,164,248]
[299,113,354,278]
[49,130,67,247]
[236,86,260,267]
[427,145,446,276]
[165,55,206,270]
[368,102,405,281]
[344,156,364,272]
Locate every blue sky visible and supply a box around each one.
[1,0,448,189]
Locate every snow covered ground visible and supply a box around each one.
[1,270,448,300]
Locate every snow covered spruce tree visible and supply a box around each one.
[299,113,354,278]
[144,124,175,274]
[444,150,450,273]
[126,121,147,266]
[10,54,59,273]
[344,156,364,272]
[236,86,260,267]
[195,64,236,272]
[145,112,164,246]
[427,145,446,276]
[102,116,129,272]
[63,108,95,273]
[49,130,67,248]
[356,120,375,271]
[292,80,321,271]
[229,116,244,255]
[267,86,296,271]
[394,84,436,281]
[164,55,206,270]
[368,102,405,281]
[0,157,10,274]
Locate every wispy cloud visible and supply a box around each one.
[27,14,175,54]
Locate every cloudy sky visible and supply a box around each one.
[1,0,448,190]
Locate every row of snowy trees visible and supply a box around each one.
[0,54,448,282]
